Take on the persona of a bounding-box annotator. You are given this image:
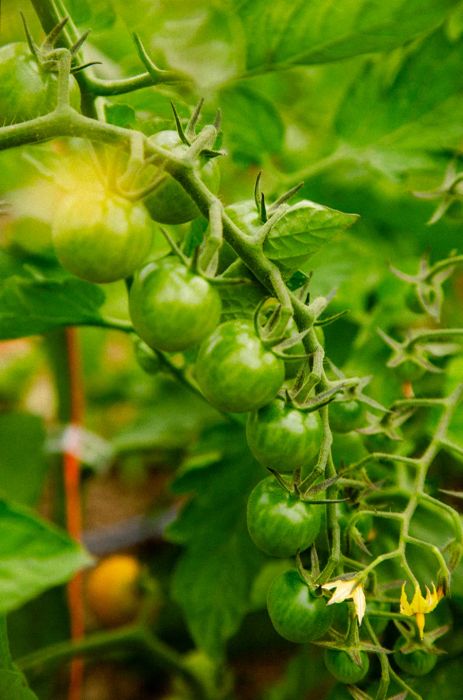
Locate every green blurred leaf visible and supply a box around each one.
[104,103,136,128]
[262,647,325,700]
[336,29,463,178]
[0,500,92,614]
[113,377,220,453]
[237,0,457,69]
[166,425,263,658]
[220,86,284,164]
[0,413,47,506]
[264,200,359,274]
[0,671,38,700]
[0,252,105,339]
[68,0,116,29]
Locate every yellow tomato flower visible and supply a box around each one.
[399,582,444,639]
[321,576,366,625]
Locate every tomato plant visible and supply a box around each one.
[1,3,463,700]
[129,257,222,351]
[246,398,322,472]
[324,649,370,684]
[246,476,322,556]
[52,190,153,283]
[194,320,285,412]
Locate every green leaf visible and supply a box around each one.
[264,200,359,275]
[262,648,325,700]
[0,671,38,700]
[220,86,284,164]
[237,0,457,69]
[219,281,266,321]
[0,252,105,339]
[0,413,47,506]
[335,29,463,178]
[0,499,92,614]
[166,425,264,658]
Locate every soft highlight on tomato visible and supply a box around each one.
[52,190,153,283]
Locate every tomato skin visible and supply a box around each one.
[329,399,365,433]
[247,477,322,557]
[86,555,142,627]
[0,43,79,123]
[144,131,220,224]
[394,360,425,382]
[324,649,370,684]
[129,257,222,352]
[195,320,285,413]
[52,191,152,283]
[267,569,333,643]
[393,638,437,676]
[246,399,321,473]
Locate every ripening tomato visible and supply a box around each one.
[86,555,142,627]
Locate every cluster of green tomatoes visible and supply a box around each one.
[0,39,440,690]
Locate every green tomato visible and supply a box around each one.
[267,569,333,643]
[246,399,321,473]
[144,131,220,224]
[52,190,153,283]
[394,360,425,382]
[247,477,322,557]
[324,649,370,684]
[363,431,397,454]
[405,287,425,315]
[0,43,79,123]
[393,638,437,677]
[329,399,365,433]
[326,684,354,700]
[129,257,222,352]
[194,320,285,413]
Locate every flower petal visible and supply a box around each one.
[352,585,366,625]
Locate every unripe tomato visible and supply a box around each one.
[324,649,369,684]
[144,131,220,224]
[394,360,425,382]
[393,638,437,676]
[86,554,142,627]
[247,477,322,557]
[0,43,79,123]
[194,320,285,413]
[246,399,321,473]
[129,257,222,352]
[329,399,365,433]
[267,569,333,643]
[52,190,153,283]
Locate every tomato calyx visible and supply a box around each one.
[22,15,91,76]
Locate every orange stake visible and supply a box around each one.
[64,328,85,700]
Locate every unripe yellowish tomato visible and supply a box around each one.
[86,554,142,627]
